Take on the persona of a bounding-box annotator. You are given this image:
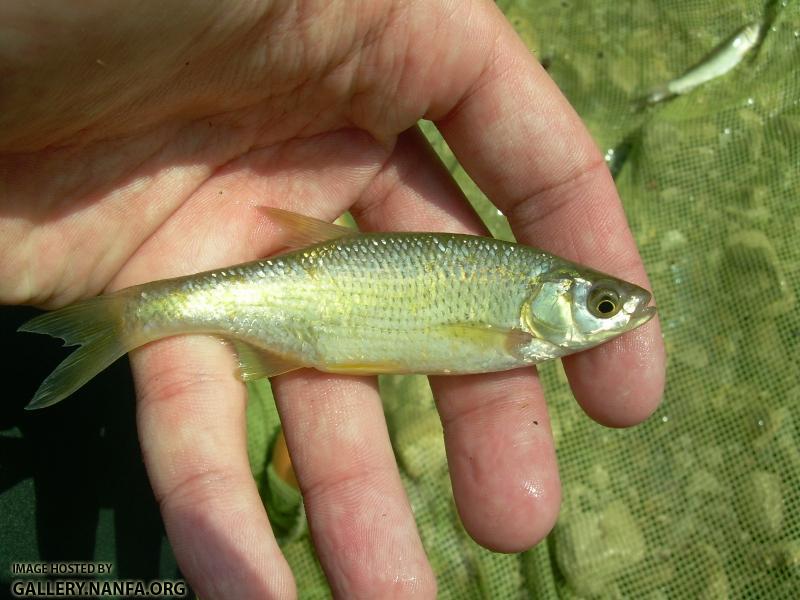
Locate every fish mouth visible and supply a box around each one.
[627,289,657,328]
[631,305,657,327]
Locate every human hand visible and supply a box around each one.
[0,0,665,597]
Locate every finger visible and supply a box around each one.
[132,337,294,599]
[432,371,559,551]
[272,371,436,598]
[431,6,665,426]
[351,127,560,551]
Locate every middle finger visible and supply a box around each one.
[272,371,436,597]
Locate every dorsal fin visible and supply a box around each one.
[258,207,356,250]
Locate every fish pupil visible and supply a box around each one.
[597,298,616,314]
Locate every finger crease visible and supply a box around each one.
[506,157,608,230]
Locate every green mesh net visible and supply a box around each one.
[246,1,800,596]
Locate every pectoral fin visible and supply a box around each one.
[317,324,534,376]
[258,207,356,249]
[435,323,534,359]
[232,340,301,381]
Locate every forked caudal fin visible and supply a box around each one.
[18,295,129,410]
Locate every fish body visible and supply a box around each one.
[20,210,656,409]
[642,22,762,106]
[131,234,564,373]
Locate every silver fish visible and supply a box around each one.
[641,22,762,106]
[20,209,656,409]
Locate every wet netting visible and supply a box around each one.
[245,1,800,596]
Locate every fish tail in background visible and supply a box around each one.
[18,294,130,410]
[633,85,673,111]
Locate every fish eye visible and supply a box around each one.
[588,287,621,318]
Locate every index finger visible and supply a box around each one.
[431,5,665,426]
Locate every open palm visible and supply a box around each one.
[1,1,665,597]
